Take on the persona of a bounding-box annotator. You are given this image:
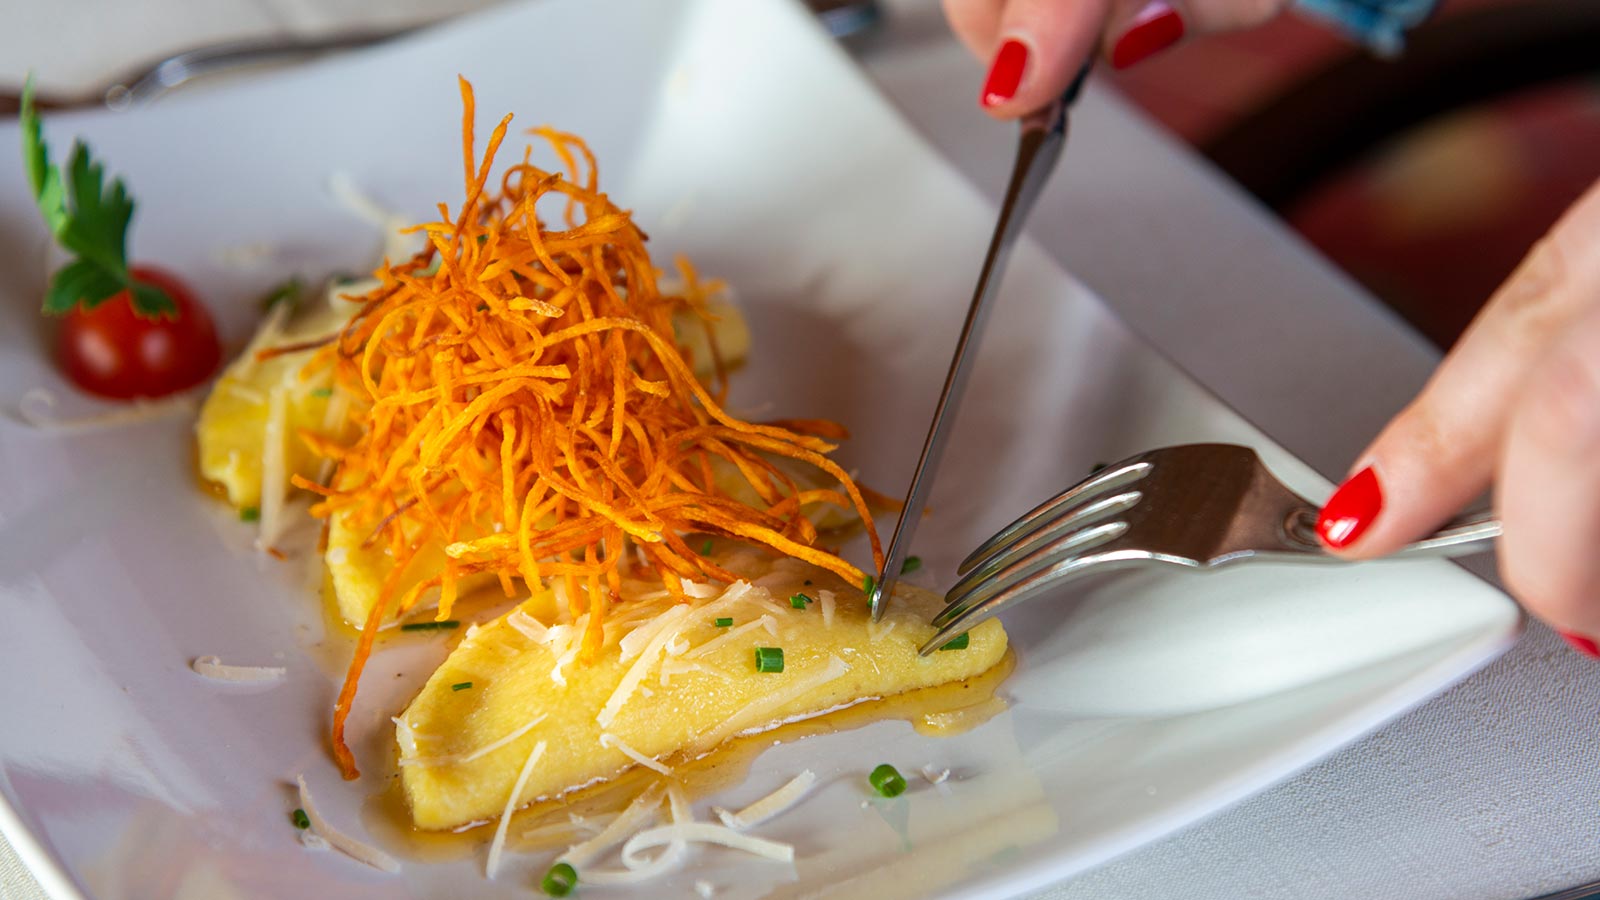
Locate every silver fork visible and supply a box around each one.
[919,442,1501,654]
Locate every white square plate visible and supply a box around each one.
[0,1,1520,897]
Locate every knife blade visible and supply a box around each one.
[869,67,1091,621]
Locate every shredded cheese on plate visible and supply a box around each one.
[189,656,286,683]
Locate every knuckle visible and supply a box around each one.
[1498,238,1566,313]
[1481,238,1573,354]
[1519,344,1600,456]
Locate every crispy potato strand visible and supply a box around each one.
[308,79,881,778]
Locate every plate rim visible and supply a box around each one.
[0,0,1524,895]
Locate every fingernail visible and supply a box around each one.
[1111,2,1186,70]
[1559,631,1600,659]
[981,38,1028,108]
[1317,466,1383,549]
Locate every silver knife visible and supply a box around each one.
[869,66,1091,621]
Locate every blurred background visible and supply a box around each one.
[1112,0,1600,349]
[5,0,1598,351]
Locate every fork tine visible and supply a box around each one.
[933,520,1128,627]
[946,489,1141,601]
[919,550,1141,655]
[956,460,1152,576]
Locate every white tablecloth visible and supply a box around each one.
[5,2,1599,898]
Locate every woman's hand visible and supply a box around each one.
[1316,180,1600,654]
[943,0,1290,117]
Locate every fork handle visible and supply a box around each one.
[1392,509,1502,558]
[1287,508,1501,559]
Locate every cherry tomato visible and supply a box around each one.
[56,264,222,400]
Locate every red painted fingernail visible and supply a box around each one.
[1111,2,1186,70]
[981,39,1028,108]
[1317,466,1383,549]
[1560,632,1600,659]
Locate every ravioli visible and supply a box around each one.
[398,549,1006,830]
[194,289,358,509]
[197,283,753,625]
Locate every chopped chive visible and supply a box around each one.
[451,681,473,691]
[542,861,578,897]
[869,763,907,798]
[291,808,310,830]
[938,633,970,651]
[862,574,876,596]
[789,593,812,609]
[754,647,784,673]
[901,556,922,575]
[400,620,460,632]
[701,538,714,555]
[239,506,260,522]
[714,617,734,628]
[309,387,333,398]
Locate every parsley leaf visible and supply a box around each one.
[42,258,121,315]
[20,76,175,318]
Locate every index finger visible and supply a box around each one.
[978,0,1113,118]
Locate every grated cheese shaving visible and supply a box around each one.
[584,785,692,886]
[256,387,289,551]
[560,784,664,869]
[10,387,196,433]
[698,655,850,749]
[392,716,421,758]
[600,732,672,775]
[712,770,815,831]
[295,775,399,873]
[715,581,755,606]
[619,603,691,662]
[598,605,692,727]
[686,615,776,661]
[738,593,792,620]
[920,765,951,785]
[327,171,424,262]
[570,812,617,833]
[190,655,286,683]
[523,812,616,842]
[551,642,579,687]
[399,712,547,768]
[695,881,716,898]
[621,822,794,865]
[507,609,552,645]
[660,658,725,685]
[819,590,835,627]
[486,739,547,879]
